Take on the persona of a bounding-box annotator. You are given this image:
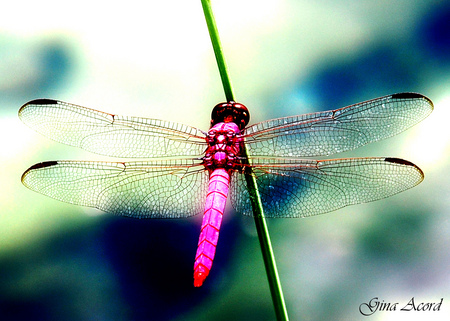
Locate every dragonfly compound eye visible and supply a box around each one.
[210,101,250,130]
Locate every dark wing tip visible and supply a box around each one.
[27,161,59,171]
[26,98,58,106]
[384,157,424,177]
[384,157,414,166]
[19,99,59,116]
[391,92,434,109]
[391,92,424,99]
[22,161,59,182]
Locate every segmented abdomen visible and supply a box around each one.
[193,168,230,287]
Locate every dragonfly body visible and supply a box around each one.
[19,93,433,286]
[195,117,246,287]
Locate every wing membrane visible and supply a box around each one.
[243,93,433,157]
[19,99,207,158]
[230,157,424,217]
[22,159,208,218]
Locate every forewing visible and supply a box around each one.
[19,99,207,158]
[22,159,208,218]
[230,157,424,217]
[243,93,433,157]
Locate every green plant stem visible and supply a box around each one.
[200,0,234,101]
[241,159,289,321]
[200,1,289,320]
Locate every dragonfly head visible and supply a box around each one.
[211,101,250,130]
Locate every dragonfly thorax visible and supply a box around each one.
[203,122,242,171]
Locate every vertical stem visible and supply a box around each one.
[241,148,290,321]
[200,0,234,102]
[200,1,289,320]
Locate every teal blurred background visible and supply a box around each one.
[1,0,449,320]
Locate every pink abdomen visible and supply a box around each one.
[193,168,230,287]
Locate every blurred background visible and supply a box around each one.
[1,0,448,320]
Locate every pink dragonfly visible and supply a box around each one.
[19,93,432,287]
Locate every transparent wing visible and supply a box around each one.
[230,157,424,217]
[243,93,433,157]
[19,99,207,158]
[21,159,208,218]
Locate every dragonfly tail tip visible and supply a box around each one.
[193,271,209,287]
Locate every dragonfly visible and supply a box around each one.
[19,92,433,287]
